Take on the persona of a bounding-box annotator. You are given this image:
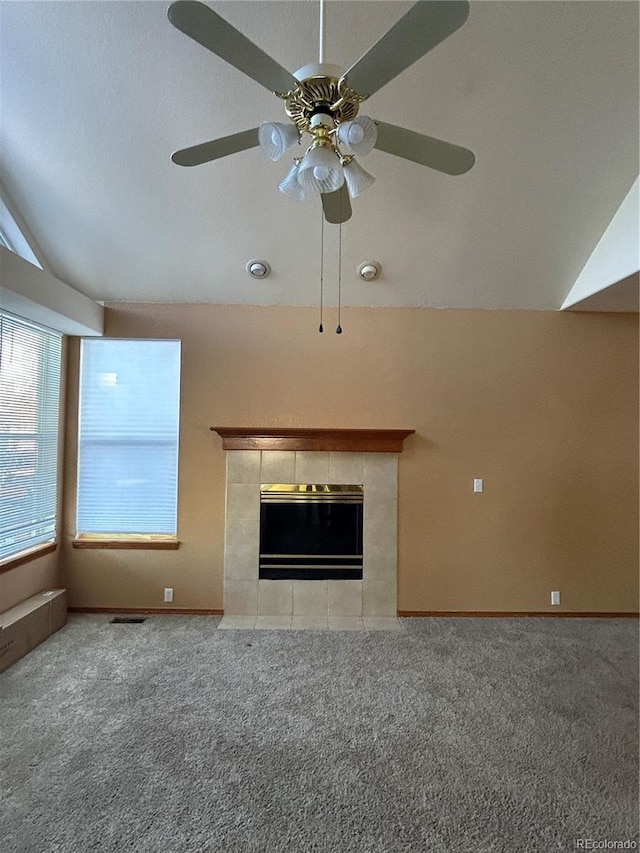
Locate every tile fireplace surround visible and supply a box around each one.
[212,428,414,628]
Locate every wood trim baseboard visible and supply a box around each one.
[0,542,57,575]
[72,539,179,550]
[398,610,639,618]
[68,608,637,619]
[68,607,223,616]
[210,427,415,453]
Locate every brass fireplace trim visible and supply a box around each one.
[211,427,415,453]
[261,484,363,502]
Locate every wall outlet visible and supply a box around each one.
[551,590,560,606]
[163,587,173,603]
[473,478,483,493]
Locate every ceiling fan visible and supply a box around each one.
[168,0,475,224]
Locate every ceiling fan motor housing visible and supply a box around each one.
[293,63,345,84]
[285,64,361,135]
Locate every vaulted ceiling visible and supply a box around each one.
[1,1,638,309]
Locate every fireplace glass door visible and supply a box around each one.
[259,484,363,580]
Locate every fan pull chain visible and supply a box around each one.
[318,209,324,333]
[336,219,343,334]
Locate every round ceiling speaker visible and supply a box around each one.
[246,260,271,279]
[357,261,381,281]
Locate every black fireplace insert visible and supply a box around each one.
[259,484,363,580]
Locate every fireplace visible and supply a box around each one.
[211,428,414,623]
[259,484,364,580]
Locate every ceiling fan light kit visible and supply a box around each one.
[336,116,378,157]
[297,145,345,194]
[259,64,378,204]
[168,0,476,225]
[343,159,376,199]
[257,121,300,162]
[277,161,306,201]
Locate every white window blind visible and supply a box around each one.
[77,339,181,535]
[0,311,61,561]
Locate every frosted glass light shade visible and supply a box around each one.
[337,116,377,157]
[344,158,375,198]
[258,122,299,162]
[297,147,344,193]
[278,162,306,200]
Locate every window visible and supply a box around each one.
[0,311,62,562]
[76,339,181,539]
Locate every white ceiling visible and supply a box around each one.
[0,1,638,310]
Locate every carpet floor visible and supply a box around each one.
[0,614,637,853]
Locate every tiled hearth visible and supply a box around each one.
[219,448,401,630]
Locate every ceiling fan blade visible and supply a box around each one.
[172,128,260,166]
[343,1,469,98]
[321,186,352,224]
[168,1,298,94]
[374,121,475,175]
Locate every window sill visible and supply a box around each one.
[0,542,57,574]
[73,538,179,551]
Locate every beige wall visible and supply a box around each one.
[60,304,639,613]
[0,551,59,613]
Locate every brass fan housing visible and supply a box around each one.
[283,64,366,134]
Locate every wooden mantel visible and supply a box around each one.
[210,427,415,453]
